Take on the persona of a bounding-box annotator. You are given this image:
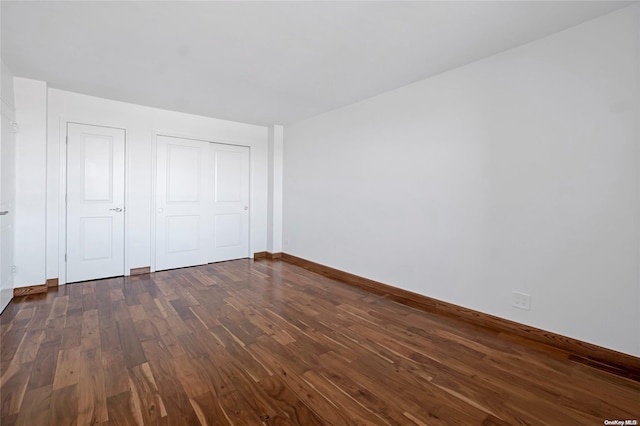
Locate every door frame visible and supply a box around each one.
[58,118,129,285]
[0,98,16,311]
[150,130,252,273]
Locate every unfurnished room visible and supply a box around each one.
[0,1,639,425]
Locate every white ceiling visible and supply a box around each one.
[1,1,635,126]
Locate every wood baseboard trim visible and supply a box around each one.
[130,266,151,276]
[254,252,283,260]
[280,253,640,375]
[46,278,59,288]
[13,284,48,297]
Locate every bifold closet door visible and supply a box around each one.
[155,136,250,271]
[66,123,125,283]
[211,144,250,263]
[155,136,212,271]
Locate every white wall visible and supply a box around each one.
[41,89,269,283]
[1,60,15,108]
[283,6,640,356]
[14,78,47,287]
[267,125,284,253]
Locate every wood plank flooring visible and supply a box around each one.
[1,259,639,425]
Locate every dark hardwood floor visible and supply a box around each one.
[1,259,638,425]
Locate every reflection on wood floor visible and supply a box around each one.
[1,259,639,425]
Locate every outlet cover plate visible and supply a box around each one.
[512,291,531,310]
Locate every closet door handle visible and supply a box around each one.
[109,207,123,212]
[0,211,8,216]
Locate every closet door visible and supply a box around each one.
[155,136,212,271]
[155,136,250,271]
[211,144,250,262]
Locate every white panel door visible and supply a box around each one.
[0,101,16,312]
[211,144,250,262]
[155,136,212,271]
[67,123,125,283]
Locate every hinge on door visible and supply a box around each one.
[65,254,67,262]
[11,122,18,133]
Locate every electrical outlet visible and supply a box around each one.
[11,265,17,275]
[284,239,290,246]
[512,291,530,310]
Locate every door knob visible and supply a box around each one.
[244,206,248,211]
[109,207,123,212]
[158,208,164,213]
